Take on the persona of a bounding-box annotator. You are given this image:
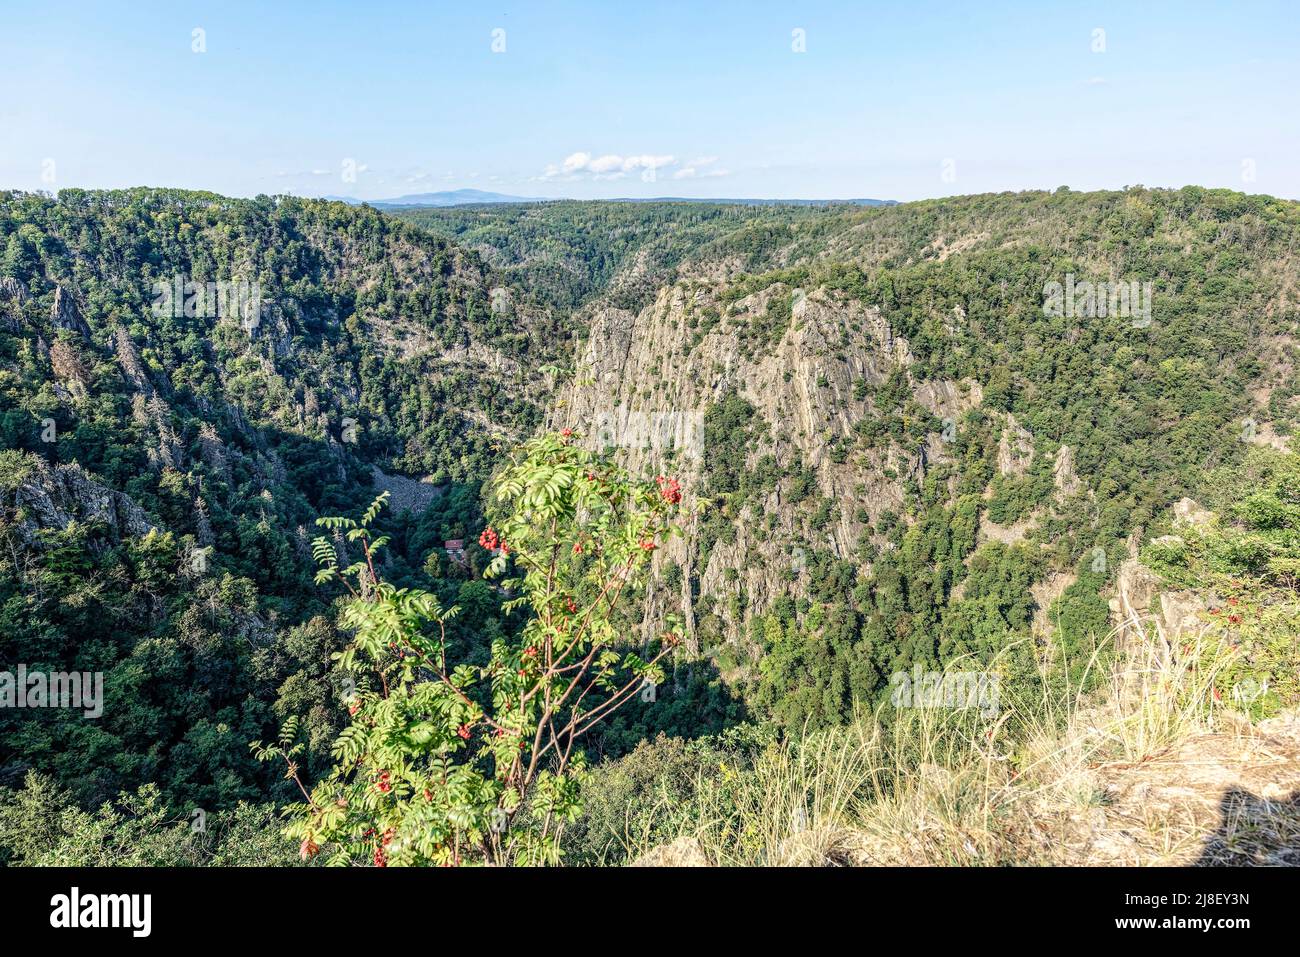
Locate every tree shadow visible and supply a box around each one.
[586,656,751,761]
[1194,786,1300,866]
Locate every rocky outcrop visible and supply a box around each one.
[913,378,983,422]
[996,414,1034,477]
[553,279,922,647]
[1109,499,1218,653]
[629,836,711,867]
[1110,557,1164,629]
[1055,710,1300,866]
[1107,555,1208,659]
[978,512,1035,547]
[1172,497,1215,530]
[49,286,91,339]
[3,454,155,540]
[1256,422,1292,451]
[0,276,28,331]
[1052,445,1082,500]
[0,277,28,303]
[1031,571,1077,638]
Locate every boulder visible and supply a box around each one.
[1172,497,1215,530]
[629,836,711,867]
[5,455,155,539]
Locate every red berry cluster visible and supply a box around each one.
[479,526,500,550]
[456,724,472,740]
[656,475,682,505]
[371,827,395,866]
[375,770,392,794]
[1208,595,1245,625]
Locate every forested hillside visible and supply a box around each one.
[0,188,558,811]
[390,200,852,312]
[1,186,1296,864]
[545,186,1299,732]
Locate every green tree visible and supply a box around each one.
[255,432,690,865]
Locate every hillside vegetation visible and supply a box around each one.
[0,186,1296,865]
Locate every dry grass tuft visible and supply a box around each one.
[629,623,1300,866]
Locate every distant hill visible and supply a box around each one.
[608,196,897,207]
[388,199,864,311]
[375,189,543,207]
[328,191,896,209]
[318,189,539,207]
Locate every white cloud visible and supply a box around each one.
[622,154,674,172]
[587,154,624,173]
[543,150,682,180]
[561,151,591,173]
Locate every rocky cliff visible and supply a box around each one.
[547,249,1032,680]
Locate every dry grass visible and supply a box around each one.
[628,622,1300,866]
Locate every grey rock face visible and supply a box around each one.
[5,455,155,539]
[50,286,92,339]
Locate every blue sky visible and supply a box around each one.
[1,1,1297,202]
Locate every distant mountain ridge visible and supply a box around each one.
[374,189,544,207]
[326,189,897,209]
[604,196,897,207]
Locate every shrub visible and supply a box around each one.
[254,431,690,865]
